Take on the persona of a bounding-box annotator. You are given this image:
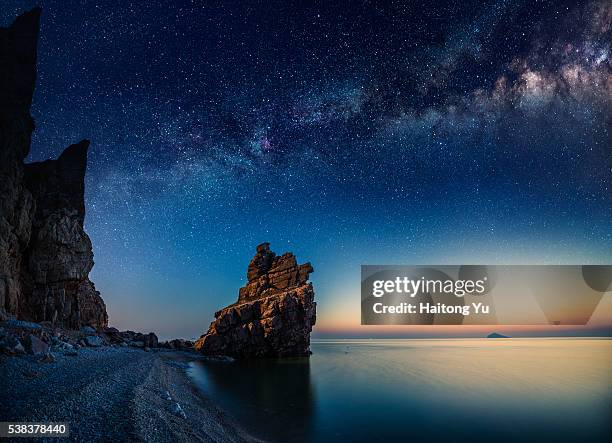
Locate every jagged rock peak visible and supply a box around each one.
[25,140,90,225]
[239,242,313,303]
[195,243,316,358]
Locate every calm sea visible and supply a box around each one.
[187,339,612,442]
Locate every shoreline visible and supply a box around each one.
[154,351,261,442]
[0,347,259,442]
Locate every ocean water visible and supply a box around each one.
[187,339,612,442]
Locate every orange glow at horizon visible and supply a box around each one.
[313,292,612,336]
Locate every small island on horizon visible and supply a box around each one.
[487,332,510,339]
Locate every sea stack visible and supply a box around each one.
[0,9,107,328]
[195,243,316,358]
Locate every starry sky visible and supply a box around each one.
[2,0,611,339]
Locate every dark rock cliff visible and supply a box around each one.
[195,243,316,358]
[0,9,107,328]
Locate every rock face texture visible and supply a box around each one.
[0,9,107,328]
[0,8,39,324]
[195,243,316,358]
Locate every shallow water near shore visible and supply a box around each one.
[187,339,612,442]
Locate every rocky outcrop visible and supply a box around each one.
[159,338,194,351]
[0,9,107,328]
[102,328,158,348]
[22,140,107,328]
[0,321,160,357]
[195,243,316,358]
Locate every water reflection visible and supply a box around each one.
[189,357,315,441]
[189,339,612,443]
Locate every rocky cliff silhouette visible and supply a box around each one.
[0,9,107,328]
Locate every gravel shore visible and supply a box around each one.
[0,347,257,442]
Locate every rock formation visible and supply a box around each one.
[195,243,316,358]
[0,321,160,357]
[0,9,107,328]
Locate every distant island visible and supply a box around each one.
[487,332,510,338]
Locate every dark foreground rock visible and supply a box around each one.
[195,243,316,358]
[0,9,107,328]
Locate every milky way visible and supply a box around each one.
[1,0,610,337]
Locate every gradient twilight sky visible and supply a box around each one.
[2,0,611,339]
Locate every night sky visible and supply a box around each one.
[2,0,611,339]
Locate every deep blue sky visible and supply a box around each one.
[2,0,611,338]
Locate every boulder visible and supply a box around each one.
[0,334,26,355]
[160,338,194,350]
[24,334,49,355]
[84,335,103,347]
[170,403,186,419]
[133,332,159,348]
[38,352,56,363]
[54,341,75,352]
[102,327,125,344]
[14,340,26,354]
[195,243,316,358]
